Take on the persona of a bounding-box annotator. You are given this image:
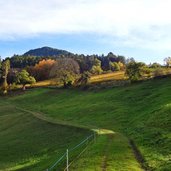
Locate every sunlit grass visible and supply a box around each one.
[0,104,90,171]
[2,77,171,170]
[90,71,125,83]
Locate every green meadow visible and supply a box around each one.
[1,77,171,170]
[0,103,90,171]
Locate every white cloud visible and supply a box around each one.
[1,0,171,50]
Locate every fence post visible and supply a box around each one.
[66,149,69,171]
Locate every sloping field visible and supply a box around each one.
[1,89,142,171]
[69,133,142,171]
[21,71,126,89]
[90,71,125,83]
[1,77,171,170]
[0,102,90,171]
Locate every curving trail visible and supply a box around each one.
[16,107,145,171]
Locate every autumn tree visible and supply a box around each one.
[27,59,56,81]
[90,58,103,75]
[50,58,80,87]
[15,70,36,90]
[126,62,148,82]
[1,59,10,94]
[77,71,91,86]
[164,57,171,67]
[109,62,120,71]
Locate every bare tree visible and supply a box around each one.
[164,57,171,67]
[50,58,80,87]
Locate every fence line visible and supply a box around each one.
[47,133,96,171]
[63,145,89,171]
[48,152,66,171]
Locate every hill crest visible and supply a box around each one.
[23,46,72,57]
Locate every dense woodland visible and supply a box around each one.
[0,47,171,94]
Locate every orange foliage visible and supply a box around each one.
[28,59,56,81]
[34,59,55,69]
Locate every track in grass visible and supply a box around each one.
[2,77,171,170]
[0,103,90,171]
[69,132,143,171]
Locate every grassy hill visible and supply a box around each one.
[90,71,125,83]
[0,101,91,171]
[1,77,171,170]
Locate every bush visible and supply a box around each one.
[154,68,166,77]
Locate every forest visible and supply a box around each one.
[0,47,171,94]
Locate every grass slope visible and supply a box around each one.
[90,71,125,83]
[2,77,171,170]
[70,133,142,171]
[0,102,90,171]
[15,71,125,89]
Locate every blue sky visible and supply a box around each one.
[1,0,171,64]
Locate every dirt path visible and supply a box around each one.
[16,107,147,171]
[15,106,90,130]
[101,134,114,171]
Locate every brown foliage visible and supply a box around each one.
[27,59,55,81]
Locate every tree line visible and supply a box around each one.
[9,52,126,71]
[0,52,171,94]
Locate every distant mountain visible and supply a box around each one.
[23,47,72,57]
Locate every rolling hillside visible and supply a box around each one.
[0,100,90,171]
[90,71,125,83]
[1,77,171,170]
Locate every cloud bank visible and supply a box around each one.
[1,0,171,50]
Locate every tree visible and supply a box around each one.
[77,71,91,86]
[15,70,36,90]
[154,68,166,77]
[126,62,146,81]
[117,55,126,64]
[50,58,80,87]
[1,59,10,94]
[126,57,135,64]
[90,58,103,74]
[109,62,120,71]
[107,52,117,60]
[164,57,171,67]
[27,59,56,81]
[118,61,125,71]
[10,55,40,68]
[0,57,2,82]
[150,63,161,68]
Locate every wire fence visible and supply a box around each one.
[46,133,96,171]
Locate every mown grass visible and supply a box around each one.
[2,77,171,170]
[11,71,125,90]
[70,133,142,171]
[90,71,125,83]
[6,77,171,170]
[0,103,90,171]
